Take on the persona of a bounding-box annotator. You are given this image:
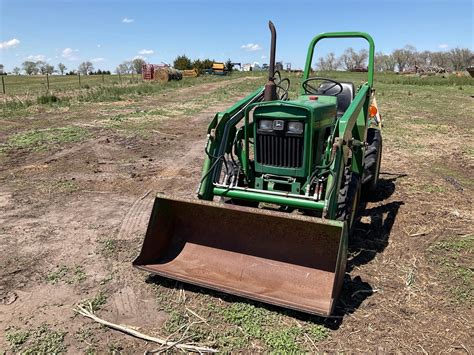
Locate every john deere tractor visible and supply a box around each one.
[134,22,383,316]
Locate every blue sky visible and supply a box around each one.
[1,0,473,72]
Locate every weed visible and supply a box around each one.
[164,310,189,334]
[82,291,107,311]
[6,325,67,353]
[47,179,78,194]
[430,235,473,252]
[221,302,267,338]
[422,184,447,193]
[263,326,302,352]
[428,235,473,303]
[306,324,329,341]
[37,94,60,105]
[72,265,87,283]
[5,329,30,350]
[1,126,89,152]
[47,264,86,284]
[99,239,117,257]
[47,265,70,284]
[108,343,124,353]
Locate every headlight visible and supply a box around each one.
[287,121,304,134]
[259,120,273,130]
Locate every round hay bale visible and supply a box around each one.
[155,69,169,82]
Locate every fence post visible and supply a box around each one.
[78,73,81,88]
[46,73,50,91]
[1,76,5,94]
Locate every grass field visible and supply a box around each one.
[1,71,473,353]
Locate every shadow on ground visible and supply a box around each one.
[143,173,406,330]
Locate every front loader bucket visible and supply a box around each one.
[133,196,347,316]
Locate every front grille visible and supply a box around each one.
[256,134,304,168]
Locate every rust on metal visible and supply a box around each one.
[133,196,347,316]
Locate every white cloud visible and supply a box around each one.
[438,44,449,49]
[97,44,101,48]
[138,49,154,55]
[122,17,134,23]
[62,47,79,61]
[26,54,46,61]
[91,57,105,63]
[261,55,267,59]
[241,43,262,52]
[0,38,20,49]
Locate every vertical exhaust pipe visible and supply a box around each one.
[264,21,278,101]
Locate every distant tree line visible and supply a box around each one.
[316,46,473,72]
[12,60,111,76]
[172,55,233,72]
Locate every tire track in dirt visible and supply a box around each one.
[116,190,155,240]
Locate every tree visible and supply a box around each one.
[430,51,451,69]
[202,59,214,70]
[78,61,94,75]
[392,45,416,72]
[173,55,192,70]
[37,61,54,75]
[192,59,203,71]
[353,49,368,68]
[58,63,67,75]
[22,61,37,75]
[116,61,132,74]
[415,50,432,67]
[449,48,472,71]
[375,52,396,72]
[225,59,233,73]
[316,52,340,71]
[341,48,356,70]
[132,58,146,74]
[13,67,21,75]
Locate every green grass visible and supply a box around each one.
[99,239,117,257]
[1,126,89,152]
[80,291,108,312]
[47,265,87,284]
[428,235,473,303]
[157,294,329,352]
[5,325,67,353]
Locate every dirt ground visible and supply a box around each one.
[0,76,472,353]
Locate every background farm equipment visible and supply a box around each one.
[134,22,382,316]
[211,62,227,75]
[142,64,182,82]
[182,68,200,77]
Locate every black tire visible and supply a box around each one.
[336,167,361,236]
[362,128,382,193]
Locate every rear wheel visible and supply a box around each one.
[336,167,361,236]
[362,128,382,193]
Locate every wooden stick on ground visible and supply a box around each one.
[74,304,217,353]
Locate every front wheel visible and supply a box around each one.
[336,167,361,236]
[362,128,382,193]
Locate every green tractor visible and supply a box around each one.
[134,22,383,316]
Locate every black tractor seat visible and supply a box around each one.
[316,81,355,117]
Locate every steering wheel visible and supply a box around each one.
[302,77,344,96]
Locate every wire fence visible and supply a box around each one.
[0,73,143,96]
